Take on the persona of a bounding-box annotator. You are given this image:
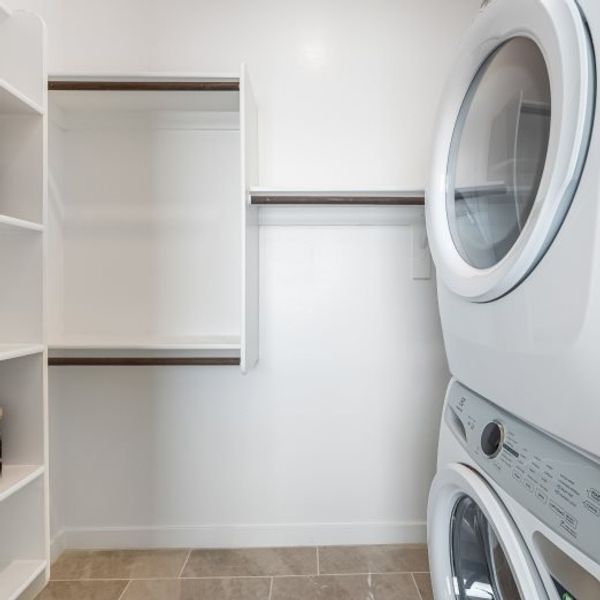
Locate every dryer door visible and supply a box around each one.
[428,464,548,599]
[427,0,594,302]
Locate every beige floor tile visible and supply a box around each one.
[121,577,271,600]
[36,580,127,600]
[181,547,317,577]
[51,549,189,580]
[412,572,433,600]
[271,573,421,600]
[318,544,429,574]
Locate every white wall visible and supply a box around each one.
[11,0,480,188]
[5,0,481,550]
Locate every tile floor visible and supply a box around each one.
[37,545,433,599]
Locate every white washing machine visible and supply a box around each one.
[426,0,600,458]
[428,379,600,599]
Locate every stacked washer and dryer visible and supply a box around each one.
[425,0,600,598]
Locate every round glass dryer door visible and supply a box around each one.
[427,0,594,301]
[428,464,547,599]
[447,38,551,270]
[451,495,522,599]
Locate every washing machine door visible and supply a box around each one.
[427,0,594,302]
[428,464,547,599]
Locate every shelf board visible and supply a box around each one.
[0,80,43,115]
[0,560,47,600]
[250,189,425,206]
[0,465,44,503]
[49,337,240,351]
[48,339,241,366]
[0,344,44,363]
[0,215,43,233]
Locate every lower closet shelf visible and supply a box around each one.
[0,560,46,600]
[48,344,241,366]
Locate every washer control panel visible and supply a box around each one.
[447,380,600,564]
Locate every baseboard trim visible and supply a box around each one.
[52,521,426,552]
[50,529,67,562]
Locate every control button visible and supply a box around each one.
[481,421,504,458]
[583,501,600,517]
[549,501,565,519]
[512,469,523,482]
[535,488,548,504]
[588,488,600,504]
[560,521,577,538]
[524,480,535,494]
[565,512,578,529]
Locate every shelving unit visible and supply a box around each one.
[0,6,49,598]
[47,67,259,372]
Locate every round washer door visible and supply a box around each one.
[426,0,594,302]
[428,464,547,599]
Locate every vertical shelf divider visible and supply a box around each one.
[240,63,260,373]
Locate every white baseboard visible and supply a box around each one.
[50,529,67,562]
[51,521,426,553]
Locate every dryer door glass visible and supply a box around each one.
[447,37,551,269]
[450,495,522,599]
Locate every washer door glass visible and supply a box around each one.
[451,495,522,599]
[447,37,551,269]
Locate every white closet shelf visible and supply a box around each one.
[0,344,44,362]
[48,338,241,366]
[0,465,44,503]
[49,337,241,351]
[0,80,44,115]
[0,560,47,600]
[0,215,43,232]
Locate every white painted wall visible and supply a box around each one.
[4,0,482,550]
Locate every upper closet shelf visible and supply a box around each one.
[250,189,425,205]
[48,75,240,114]
[0,79,44,115]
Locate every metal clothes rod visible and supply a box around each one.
[48,81,240,92]
[48,357,241,366]
[250,195,425,206]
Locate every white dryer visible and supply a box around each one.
[426,0,600,457]
[428,379,600,599]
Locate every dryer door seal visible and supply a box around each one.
[426,0,594,302]
[428,464,548,599]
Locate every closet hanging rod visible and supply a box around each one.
[48,80,240,92]
[48,357,241,366]
[250,194,425,206]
